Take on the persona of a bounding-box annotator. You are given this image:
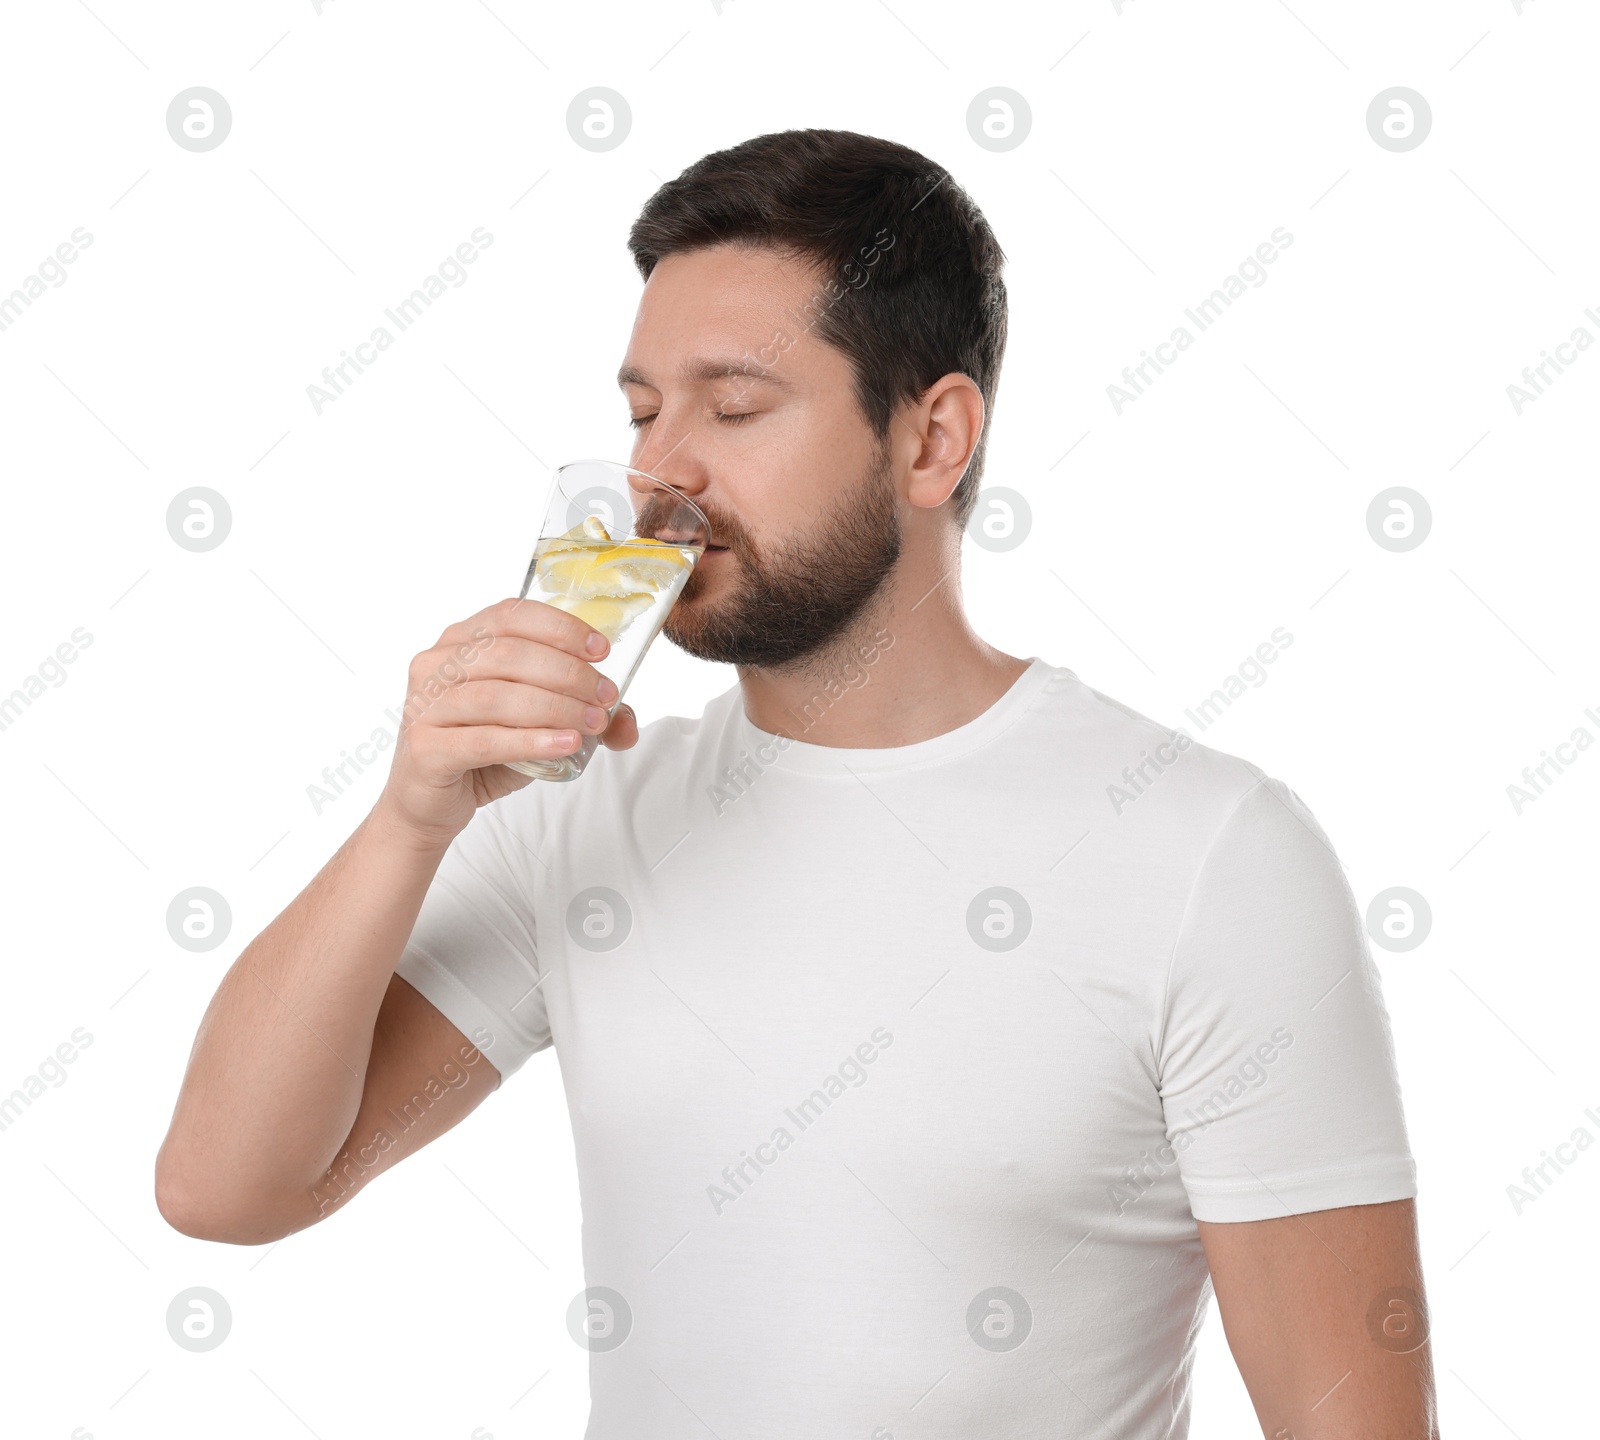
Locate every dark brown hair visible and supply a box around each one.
[626,128,1008,530]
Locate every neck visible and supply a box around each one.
[735,542,1029,749]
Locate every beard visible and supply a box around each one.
[659,438,902,671]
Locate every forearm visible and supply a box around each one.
[155,798,451,1235]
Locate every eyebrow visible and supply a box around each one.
[616,358,796,394]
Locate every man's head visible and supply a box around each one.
[619,129,1008,671]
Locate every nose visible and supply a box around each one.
[632,436,706,495]
[629,450,714,547]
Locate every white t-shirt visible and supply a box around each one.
[396,655,1416,1439]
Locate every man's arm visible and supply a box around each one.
[154,805,496,1245]
[168,969,503,1243]
[154,597,629,1243]
[1197,1197,1439,1440]
[293,973,505,1234]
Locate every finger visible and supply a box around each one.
[600,702,638,751]
[442,634,617,703]
[409,631,617,712]
[409,720,584,776]
[430,596,610,665]
[419,677,614,736]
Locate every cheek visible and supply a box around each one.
[800,403,882,487]
[739,441,822,524]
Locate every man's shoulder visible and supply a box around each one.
[1036,666,1290,840]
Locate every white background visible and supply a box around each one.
[0,0,1593,1435]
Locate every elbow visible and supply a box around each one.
[153,1160,236,1242]
[152,1171,217,1235]
[154,1148,300,1246]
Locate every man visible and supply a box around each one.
[156,128,1438,1438]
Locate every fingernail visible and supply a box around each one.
[597,677,619,704]
[583,706,607,729]
[586,633,606,655]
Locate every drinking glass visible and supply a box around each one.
[505,459,710,782]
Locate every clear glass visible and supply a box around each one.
[505,459,709,782]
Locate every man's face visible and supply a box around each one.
[618,243,902,670]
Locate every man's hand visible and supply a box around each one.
[375,596,639,850]
[1198,1197,1438,1438]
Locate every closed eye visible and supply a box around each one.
[628,411,757,429]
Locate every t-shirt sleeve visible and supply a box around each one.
[1156,772,1418,1223]
[393,793,554,1082]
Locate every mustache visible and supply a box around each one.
[638,493,738,550]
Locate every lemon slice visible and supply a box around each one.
[535,515,693,638]
[538,545,600,592]
[541,514,606,556]
[552,590,656,641]
[576,545,689,597]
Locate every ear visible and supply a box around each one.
[903,374,985,511]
